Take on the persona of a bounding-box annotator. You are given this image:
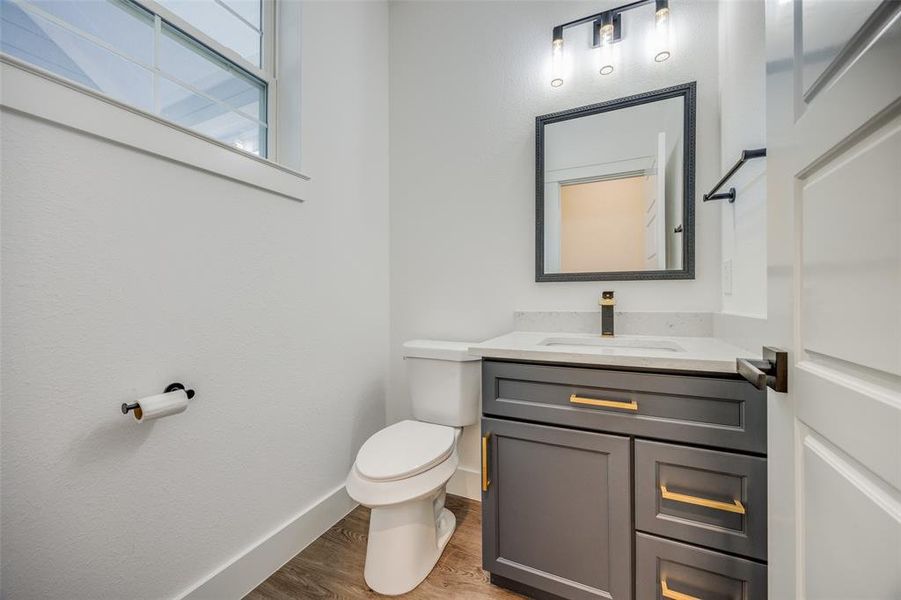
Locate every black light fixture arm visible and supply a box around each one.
[702,148,767,203]
[554,0,654,35]
[553,0,668,46]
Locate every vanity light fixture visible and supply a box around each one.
[549,0,673,87]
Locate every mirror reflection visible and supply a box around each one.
[537,86,694,281]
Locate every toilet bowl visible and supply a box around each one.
[346,420,462,595]
[346,340,480,596]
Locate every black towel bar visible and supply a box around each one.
[703,148,766,203]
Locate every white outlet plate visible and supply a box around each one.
[722,259,733,295]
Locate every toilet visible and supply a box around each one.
[346,340,480,595]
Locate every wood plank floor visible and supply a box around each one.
[246,495,525,599]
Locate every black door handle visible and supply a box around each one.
[737,347,787,392]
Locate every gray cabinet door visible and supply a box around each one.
[481,417,631,600]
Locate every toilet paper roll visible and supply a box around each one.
[132,389,189,422]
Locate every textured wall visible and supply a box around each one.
[718,0,766,317]
[0,2,389,598]
[388,0,722,476]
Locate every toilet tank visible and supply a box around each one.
[402,340,481,427]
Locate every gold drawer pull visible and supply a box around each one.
[660,485,746,514]
[661,579,702,600]
[481,433,491,492]
[569,394,638,411]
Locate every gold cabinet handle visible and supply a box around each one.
[660,485,746,514]
[481,433,491,492]
[661,579,702,600]
[569,394,638,411]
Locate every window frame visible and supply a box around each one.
[137,0,278,157]
[1,0,278,159]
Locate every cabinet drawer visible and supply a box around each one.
[635,440,767,560]
[636,533,766,600]
[483,360,766,453]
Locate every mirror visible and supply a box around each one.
[536,83,696,281]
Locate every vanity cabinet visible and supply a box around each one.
[480,359,768,600]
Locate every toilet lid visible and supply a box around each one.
[356,420,456,482]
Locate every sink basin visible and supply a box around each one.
[539,336,685,352]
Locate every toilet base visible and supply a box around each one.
[363,489,456,595]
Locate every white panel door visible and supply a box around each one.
[544,181,561,273]
[766,1,901,599]
[644,132,667,270]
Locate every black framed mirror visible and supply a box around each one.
[536,82,696,282]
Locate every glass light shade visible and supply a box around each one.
[597,20,616,77]
[551,38,564,87]
[653,4,671,63]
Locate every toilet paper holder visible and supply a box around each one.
[121,383,195,415]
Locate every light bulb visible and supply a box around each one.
[656,7,669,25]
[599,12,615,45]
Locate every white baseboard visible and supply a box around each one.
[176,484,357,600]
[447,466,481,501]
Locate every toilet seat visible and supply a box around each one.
[355,420,455,482]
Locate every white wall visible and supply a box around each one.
[389,0,722,482]
[0,2,389,599]
[718,0,766,317]
[544,98,683,172]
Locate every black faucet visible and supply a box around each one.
[600,291,615,337]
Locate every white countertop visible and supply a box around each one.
[468,331,749,373]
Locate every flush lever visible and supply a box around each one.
[737,346,788,392]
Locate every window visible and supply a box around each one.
[0,0,273,157]
[156,0,262,66]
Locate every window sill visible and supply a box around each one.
[0,56,310,203]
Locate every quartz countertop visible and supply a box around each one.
[468,331,750,373]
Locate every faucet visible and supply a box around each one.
[599,291,615,336]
